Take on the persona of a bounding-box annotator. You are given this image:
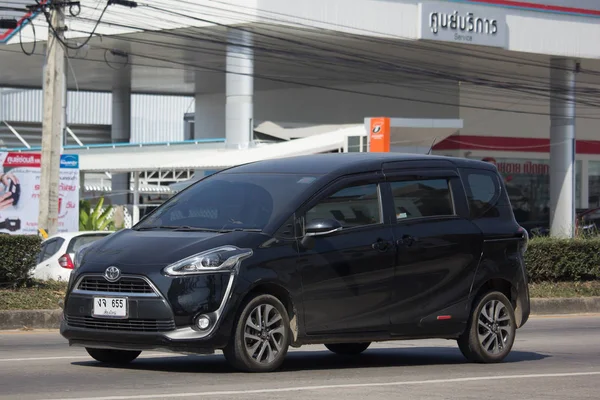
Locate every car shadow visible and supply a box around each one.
[70,346,549,374]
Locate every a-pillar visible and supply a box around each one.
[549,58,577,238]
[225,29,254,149]
[111,63,132,206]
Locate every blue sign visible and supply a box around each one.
[60,154,79,169]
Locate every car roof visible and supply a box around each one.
[42,231,113,243]
[221,152,496,176]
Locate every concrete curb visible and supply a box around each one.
[0,309,63,330]
[1,298,599,331]
[530,297,600,315]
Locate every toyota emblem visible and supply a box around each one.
[104,266,121,282]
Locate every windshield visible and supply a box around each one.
[135,172,322,232]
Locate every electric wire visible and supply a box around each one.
[66,15,600,110]
[9,1,600,118]
[71,3,600,104]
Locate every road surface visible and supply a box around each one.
[0,315,598,400]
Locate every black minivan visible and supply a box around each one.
[60,153,530,372]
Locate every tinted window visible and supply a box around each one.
[37,238,65,263]
[137,173,322,231]
[390,179,454,221]
[462,169,502,218]
[306,183,381,228]
[67,234,110,254]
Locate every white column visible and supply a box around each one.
[111,64,132,206]
[549,58,576,238]
[581,159,589,209]
[194,92,225,140]
[133,171,140,225]
[225,29,254,149]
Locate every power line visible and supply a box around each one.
[67,11,600,108]
[10,1,600,118]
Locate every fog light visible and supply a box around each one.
[196,315,211,330]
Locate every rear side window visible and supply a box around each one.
[389,179,454,221]
[461,169,502,218]
[37,238,65,263]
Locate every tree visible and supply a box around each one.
[79,197,115,231]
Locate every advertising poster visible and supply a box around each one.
[0,152,79,235]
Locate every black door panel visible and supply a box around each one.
[390,218,482,330]
[383,173,483,336]
[299,227,395,334]
[297,174,395,335]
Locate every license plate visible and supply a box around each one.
[92,297,128,318]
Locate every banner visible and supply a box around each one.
[0,152,79,235]
[368,117,391,153]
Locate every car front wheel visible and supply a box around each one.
[458,291,516,363]
[223,294,291,372]
[85,348,141,364]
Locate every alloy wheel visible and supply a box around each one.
[243,303,285,364]
[477,299,512,355]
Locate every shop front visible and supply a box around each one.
[431,135,600,234]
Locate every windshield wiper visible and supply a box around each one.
[135,226,222,232]
[172,226,224,232]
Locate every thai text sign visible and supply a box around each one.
[419,1,508,48]
[0,152,79,235]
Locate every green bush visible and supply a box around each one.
[0,235,42,288]
[79,197,114,231]
[526,237,600,282]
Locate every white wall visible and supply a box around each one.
[458,84,600,141]
[0,88,194,144]
[192,81,458,139]
[255,82,459,125]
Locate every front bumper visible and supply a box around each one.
[60,270,236,353]
[60,321,223,354]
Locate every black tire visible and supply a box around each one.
[223,294,291,372]
[458,291,516,363]
[85,348,141,364]
[325,342,371,356]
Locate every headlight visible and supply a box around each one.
[163,246,253,276]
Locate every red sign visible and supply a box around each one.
[482,157,549,175]
[3,152,41,167]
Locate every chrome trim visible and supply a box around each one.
[165,270,237,340]
[305,226,343,237]
[72,274,162,298]
[68,266,239,340]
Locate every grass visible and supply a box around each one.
[0,280,67,311]
[1,280,600,311]
[528,281,600,298]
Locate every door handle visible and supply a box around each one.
[372,239,391,252]
[396,235,417,247]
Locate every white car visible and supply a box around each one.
[31,231,113,282]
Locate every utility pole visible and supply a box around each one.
[38,5,66,237]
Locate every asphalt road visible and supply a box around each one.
[0,315,599,400]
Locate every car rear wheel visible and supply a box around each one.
[85,348,141,364]
[458,291,516,363]
[325,342,371,355]
[223,294,291,372]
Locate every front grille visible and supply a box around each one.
[66,315,176,332]
[77,276,155,294]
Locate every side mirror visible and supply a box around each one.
[305,218,343,237]
[299,218,343,250]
